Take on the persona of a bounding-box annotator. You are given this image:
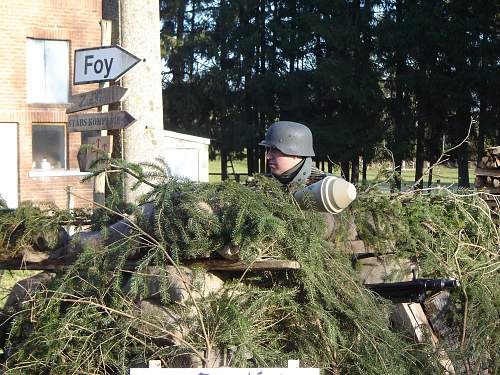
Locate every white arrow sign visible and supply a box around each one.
[74,45,141,85]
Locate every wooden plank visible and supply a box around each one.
[68,111,135,132]
[78,135,113,172]
[66,86,128,113]
[424,291,460,346]
[0,258,73,271]
[486,146,500,155]
[477,187,500,194]
[347,240,366,254]
[392,303,456,374]
[0,258,301,272]
[184,258,301,271]
[475,167,500,178]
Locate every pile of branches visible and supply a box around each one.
[0,162,498,374]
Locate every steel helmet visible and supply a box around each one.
[259,121,315,157]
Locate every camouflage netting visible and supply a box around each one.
[0,168,498,374]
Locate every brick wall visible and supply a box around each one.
[0,0,102,208]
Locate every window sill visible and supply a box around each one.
[29,169,90,178]
[26,102,69,108]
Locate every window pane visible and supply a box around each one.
[81,130,101,145]
[45,40,69,103]
[26,39,46,103]
[32,125,65,169]
[26,39,69,104]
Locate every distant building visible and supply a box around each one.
[162,130,210,182]
[0,0,102,208]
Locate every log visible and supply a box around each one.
[478,187,500,194]
[476,168,500,178]
[0,257,301,272]
[424,291,460,346]
[474,176,486,188]
[487,146,500,155]
[391,302,455,374]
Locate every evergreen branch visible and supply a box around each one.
[410,119,475,191]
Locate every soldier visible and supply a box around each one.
[260,124,456,374]
[259,121,357,214]
[259,121,326,186]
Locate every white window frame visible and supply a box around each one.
[26,38,69,104]
[31,123,67,171]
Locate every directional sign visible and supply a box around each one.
[66,86,128,113]
[68,111,136,132]
[77,135,113,172]
[74,45,141,85]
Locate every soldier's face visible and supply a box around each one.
[266,146,302,176]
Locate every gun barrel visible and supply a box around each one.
[364,278,458,303]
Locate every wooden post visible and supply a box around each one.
[120,0,164,203]
[93,20,113,207]
[392,302,456,374]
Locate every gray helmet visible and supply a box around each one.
[259,121,315,156]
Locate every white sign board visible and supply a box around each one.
[130,368,320,375]
[74,45,141,85]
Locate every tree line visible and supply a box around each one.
[160,0,499,188]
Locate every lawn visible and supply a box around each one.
[209,157,476,188]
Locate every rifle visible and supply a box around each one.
[364,278,459,303]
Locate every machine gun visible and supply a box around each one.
[364,278,459,303]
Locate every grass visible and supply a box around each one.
[209,157,476,187]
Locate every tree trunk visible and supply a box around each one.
[351,155,359,184]
[427,168,433,188]
[455,109,471,188]
[456,95,471,188]
[362,157,368,183]
[172,0,186,84]
[221,148,228,181]
[121,0,165,202]
[247,146,255,176]
[260,147,267,174]
[414,121,425,189]
[394,156,403,191]
[241,3,255,176]
[392,0,405,191]
[341,161,350,181]
[457,142,470,188]
[477,88,487,166]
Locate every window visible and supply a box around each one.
[26,38,69,103]
[32,124,66,170]
[81,130,101,145]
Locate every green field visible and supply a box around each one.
[209,157,476,188]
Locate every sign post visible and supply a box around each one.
[68,111,136,132]
[70,36,141,207]
[66,86,128,114]
[73,45,141,85]
[77,135,113,172]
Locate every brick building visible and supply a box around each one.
[0,0,102,208]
